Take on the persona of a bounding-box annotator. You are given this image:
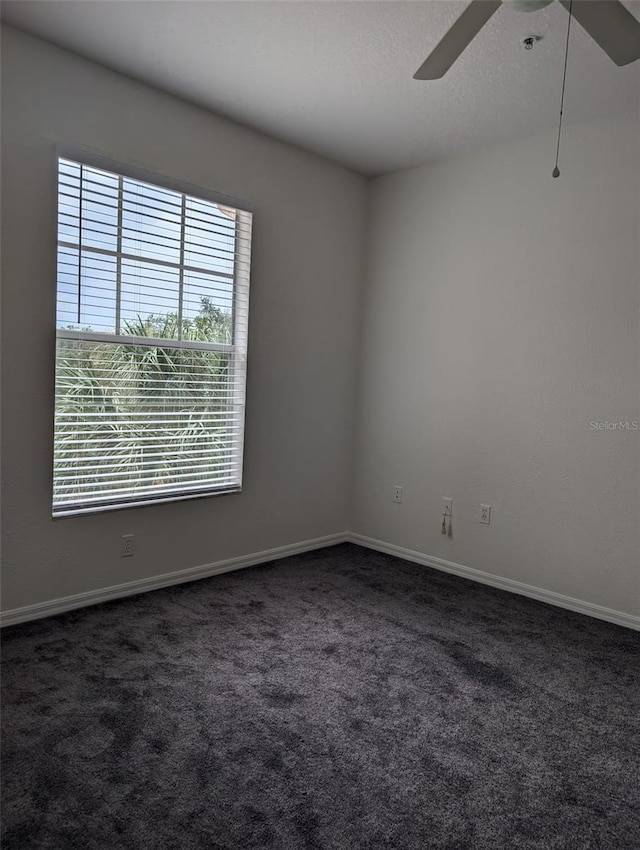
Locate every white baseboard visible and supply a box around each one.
[0,532,348,628]
[3,531,638,631]
[346,533,640,632]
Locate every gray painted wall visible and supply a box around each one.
[351,111,639,617]
[0,26,367,610]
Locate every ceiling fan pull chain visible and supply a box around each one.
[553,0,574,178]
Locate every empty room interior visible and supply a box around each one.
[1,1,639,848]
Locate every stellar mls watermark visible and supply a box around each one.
[589,420,638,431]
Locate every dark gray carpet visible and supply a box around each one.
[2,543,639,849]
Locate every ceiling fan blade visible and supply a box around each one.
[559,0,640,67]
[414,0,502,80]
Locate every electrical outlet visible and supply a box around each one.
[121,534,135,557]
[479,505,491,525]
[392,486,403,504]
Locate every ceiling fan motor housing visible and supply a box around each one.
[508,0,554,11]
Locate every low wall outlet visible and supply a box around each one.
[480,505,491,525]
[121,534,135,557]
[392,486,403,504]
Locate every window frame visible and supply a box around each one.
[52,145,253,517]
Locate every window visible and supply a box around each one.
[53,154,252,516]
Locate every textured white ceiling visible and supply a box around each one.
[2,0,639,175]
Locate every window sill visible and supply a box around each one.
[52,485,242,518]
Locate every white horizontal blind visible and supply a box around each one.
[53,157,252,515]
